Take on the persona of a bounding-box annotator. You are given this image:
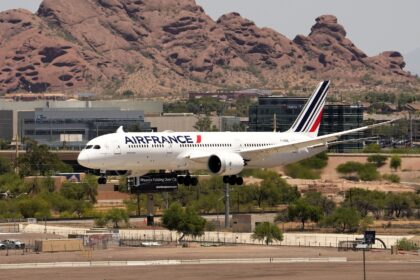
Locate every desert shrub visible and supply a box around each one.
[367,154,388,168]
[383,173,400,183]
[397,238,419,251]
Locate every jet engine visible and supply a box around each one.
[207,153,245,175]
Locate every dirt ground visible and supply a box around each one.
[1,233,420,279]
[1,263,420,280]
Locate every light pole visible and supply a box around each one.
[224,182,230,228]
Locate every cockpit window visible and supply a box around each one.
[85,145,93,149]
[93,145,101,150]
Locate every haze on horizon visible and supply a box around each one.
[1,0,419,75]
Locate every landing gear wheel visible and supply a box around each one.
[236,177,244,186]
[184,175,191,186]
[98,177,107,184]
[223,176,229,184]
[228,175,237,185]
[191,177,198,186]
[177,176,185,185]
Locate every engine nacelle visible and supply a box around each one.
[207,153,245,175]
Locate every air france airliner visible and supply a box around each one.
[77,81,393,185]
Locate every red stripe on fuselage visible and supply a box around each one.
[309,110,323,132]
[197,135,202,143]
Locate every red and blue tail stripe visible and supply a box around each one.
[288,80,330,135]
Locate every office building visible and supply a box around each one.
[18,108,152,149]
[248,96,364,152]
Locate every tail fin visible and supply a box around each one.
[288,80,330,137]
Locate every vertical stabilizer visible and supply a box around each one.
[288,80,330,137]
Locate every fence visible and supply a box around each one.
[20,224,414,249]
[0,223,20,233]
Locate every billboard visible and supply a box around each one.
[128,173,178,193]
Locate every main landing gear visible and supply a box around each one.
[177,175,198,187]
[223,175,243,186]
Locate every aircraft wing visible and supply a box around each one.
[239,119,397,161]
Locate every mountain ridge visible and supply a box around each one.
[0,0,418,96]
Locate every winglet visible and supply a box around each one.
[116,126,125,134]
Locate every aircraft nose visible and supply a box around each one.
[77,151,90,167]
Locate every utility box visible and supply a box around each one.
[232,214,275,233]
[34,239,83,252]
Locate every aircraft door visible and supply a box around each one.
[114,143,122,155]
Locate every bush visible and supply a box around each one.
[299,152,329,169]
[337,162,379,181]
[397,238,419,251]
[390,155,402,171]
[363,144,381,153]
[284,163,319,179]
[383,174,400,183]
[336,161,364,174]
[367,154,388,168]
[357,163,380,181]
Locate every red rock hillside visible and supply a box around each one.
[0,0,418,96]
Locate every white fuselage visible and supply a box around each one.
[77,131,326,174]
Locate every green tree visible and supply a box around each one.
[386,193,415,218]
[17,141,72,176]
[343,188,386,217]
[325,207,361,233]
[367,154,388,168]
[390,155,402,171]
[106,208,129,228]
[0,158,12,175]
[60,175,98,203]
[287,198,322,231]
[18,197,51,218]
[94,212,108,227]
[193,115,218,131]
[0,173,24,195]
[304,191,336,215]
[251,222,283,245]
[162,202,206,240]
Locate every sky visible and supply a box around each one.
[1,0,419,73]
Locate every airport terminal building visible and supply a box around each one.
[248,96,364,152]
[18,108,152,149]
[0,99,161,149]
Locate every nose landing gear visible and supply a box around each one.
[98,171,107,184]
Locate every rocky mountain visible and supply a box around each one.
[0,0,418,96]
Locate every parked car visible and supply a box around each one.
[1,240,25,249]
[0,241,7,250]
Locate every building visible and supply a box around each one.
[248,96,364,152]
[232,214,276,233]
[0,99,163,140]
[0,110,13,141]
[18,107,152,149]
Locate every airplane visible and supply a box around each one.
[77,81,394,185]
